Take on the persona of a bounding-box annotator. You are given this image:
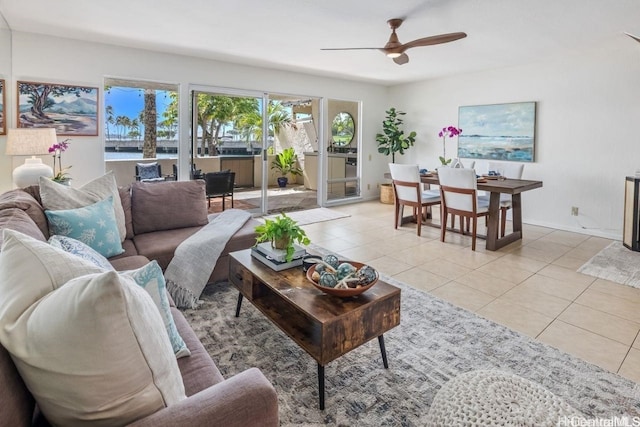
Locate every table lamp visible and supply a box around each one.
[5,128,56,187]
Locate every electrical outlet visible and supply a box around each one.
[571,206,579,216]
[367,184,370,190]
[369,154,372,161]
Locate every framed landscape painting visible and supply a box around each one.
[0,79,5,135]
[458,101,536,162]
[17,80,99,136]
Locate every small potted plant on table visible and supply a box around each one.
[271,147,302,188]
[255,213,310,262]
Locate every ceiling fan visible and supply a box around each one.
[321,18,467,65]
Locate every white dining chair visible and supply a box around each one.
[481,161,525,237]
[389,163,441,236]
[437,167,489,251]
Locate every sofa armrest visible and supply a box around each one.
[127,368,278,427]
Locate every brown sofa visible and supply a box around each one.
[0,180,278,426]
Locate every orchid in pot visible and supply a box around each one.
[48,139,72,183]
[438,126,462,166]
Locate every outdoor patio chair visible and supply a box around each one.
[389,163,440,237]
[205,171,235,210]
[438,167,489,251]
[135,162,166,182]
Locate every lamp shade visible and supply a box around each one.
[5,128,57,156]
[5,128,56,187]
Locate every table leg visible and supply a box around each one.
[512,193,523,234]
[378,335,389,369]
[235,292,243,318]
[318,363,325,410]
[486,192,501,250]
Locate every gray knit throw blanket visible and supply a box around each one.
[165,209,251,309]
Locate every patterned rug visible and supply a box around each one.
[183,251,640,426]
[578,241,640,289]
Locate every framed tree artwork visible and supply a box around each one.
[17,80,99,136]
[0,79,5,135]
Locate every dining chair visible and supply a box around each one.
[389,163,440,237]
[481,161,525,237]
[204,171,235,210]
[437,167,489,251]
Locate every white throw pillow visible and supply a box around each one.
[39,171,126,241]
[4,271,185,426]
[7,230,189,358]
[0,229,186,426]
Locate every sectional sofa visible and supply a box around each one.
[0,179,278,426]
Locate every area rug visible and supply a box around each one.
[262,207,350,226]
[183,249,640,426]
[578,241,640,288]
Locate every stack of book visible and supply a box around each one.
[251,242,306,271]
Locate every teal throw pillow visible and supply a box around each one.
[48,235,115,271]
[45,196,124,258]
[123,261,190,358]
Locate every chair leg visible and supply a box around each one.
[441,209,448,242]
[208,197,211,208]
[394,202,400,230]
[417,208,422,237]
[500,207,508,237]
[471,217,478,251]
[222,197,226,211]
[231,194,234,208]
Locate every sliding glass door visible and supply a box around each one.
[190,88,267,215]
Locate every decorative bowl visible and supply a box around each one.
[306,261,379,297]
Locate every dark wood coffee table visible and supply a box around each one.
[229,249,401,410]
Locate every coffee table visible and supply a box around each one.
[229,249,401,410]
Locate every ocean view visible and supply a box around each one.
[458,135,534,161]
[104,152,177,161]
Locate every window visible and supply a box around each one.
[104,78,178,160]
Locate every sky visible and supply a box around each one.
[104,87,172,120]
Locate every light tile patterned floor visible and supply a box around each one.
[303,201,640,383]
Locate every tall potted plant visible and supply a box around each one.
[271,147,302,188]
[376,107,417,203]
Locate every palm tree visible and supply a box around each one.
[237,100,293,148]
[142,89,157,158]
[105,105,115,141]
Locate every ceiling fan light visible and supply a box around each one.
[386,52,402,58]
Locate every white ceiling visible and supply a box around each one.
[1,0,639,85]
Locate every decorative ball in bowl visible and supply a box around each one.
[306,260,379,297]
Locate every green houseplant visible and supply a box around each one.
[255,213,310,262]
[376,107,416,163]
[271,147,302,188]
[376,107,416,203]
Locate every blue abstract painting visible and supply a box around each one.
[458,102,536,162]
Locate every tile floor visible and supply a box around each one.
[301,200,640,384]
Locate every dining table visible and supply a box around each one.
[384,172,543,251]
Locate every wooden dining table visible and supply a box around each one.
[420,174,543,250]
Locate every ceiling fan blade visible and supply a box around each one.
[625,32,640,44]
[401,32,467,51]
[320,47,383,51]
[393,53,409,65]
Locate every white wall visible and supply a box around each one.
[388,35,640,239]
[1,31,389,200]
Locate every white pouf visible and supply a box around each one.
[426,370,580,426]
